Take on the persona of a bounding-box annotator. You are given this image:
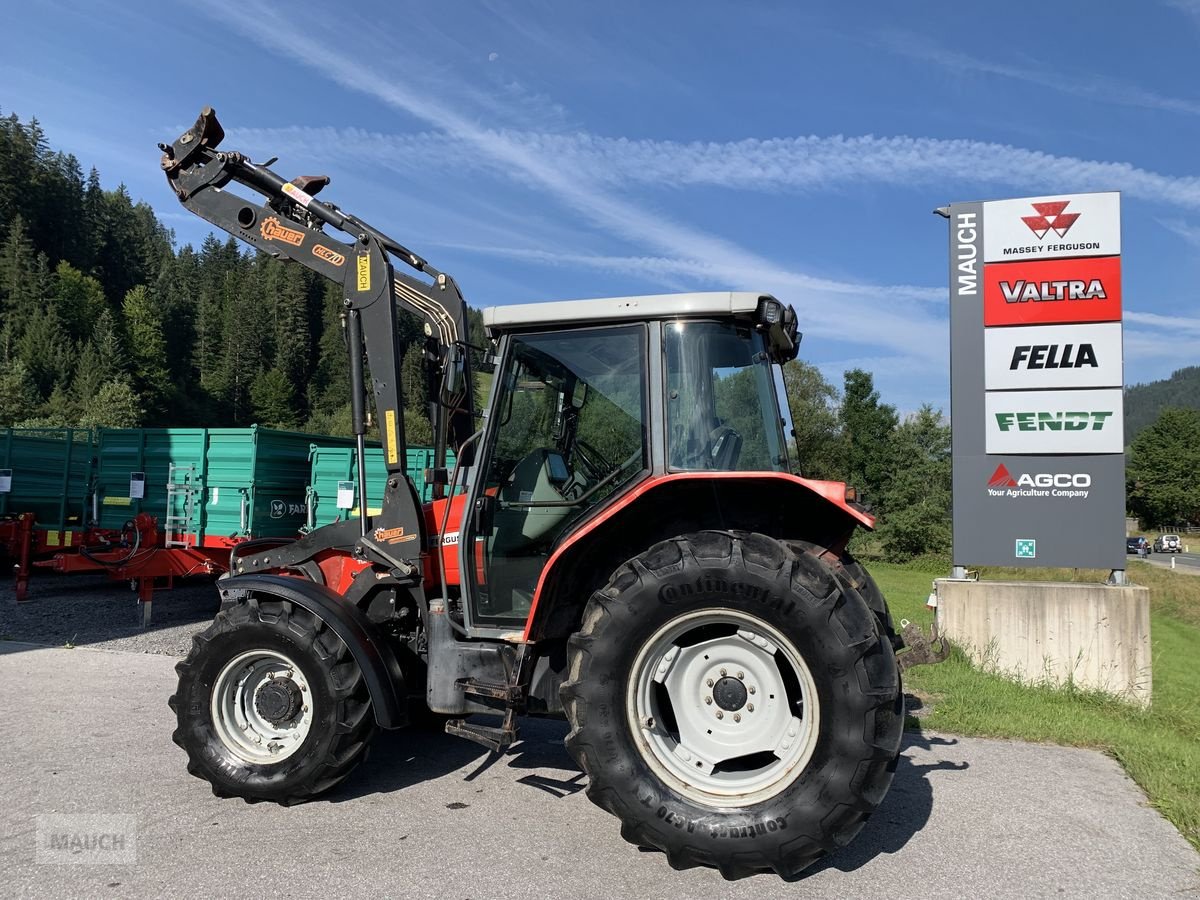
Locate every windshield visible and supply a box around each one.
[663,320,789,472]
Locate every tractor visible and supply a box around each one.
[160,108,903,879]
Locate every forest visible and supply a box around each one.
[0,107,457,443]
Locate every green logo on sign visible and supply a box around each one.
[1015,539,1037,559]
[995,411,1112,432]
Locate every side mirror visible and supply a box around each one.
[439,344,466,406]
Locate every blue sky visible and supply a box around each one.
[5,0,1200,412]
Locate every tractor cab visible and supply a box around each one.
[462,292,800,628]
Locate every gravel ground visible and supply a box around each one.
[1,573,218,655]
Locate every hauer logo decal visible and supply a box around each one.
[260,216,305,246]
[999,278,1106,304]
[1021,200,1080,240]
[987,464,1092,499]
[994,411,1113,432]
[1009,344,1098,370]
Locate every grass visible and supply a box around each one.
[869,559,1200,852]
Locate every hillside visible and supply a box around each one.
[1125,367,1200,441]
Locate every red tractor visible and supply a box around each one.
[161,109,902,878]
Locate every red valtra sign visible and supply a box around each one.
[983,256,1122,326]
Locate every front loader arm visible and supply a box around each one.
[158,107,475,472]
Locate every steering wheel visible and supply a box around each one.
[573,439,617,481]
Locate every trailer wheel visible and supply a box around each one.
[170,597,376,804]
[561,531,902,879]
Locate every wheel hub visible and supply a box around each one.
[254,677,303,725]
[712,676,748,711]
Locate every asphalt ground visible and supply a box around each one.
[1,641,1196,899]
[1139,548,1200,575]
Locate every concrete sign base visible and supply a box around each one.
[934,579,1151,706]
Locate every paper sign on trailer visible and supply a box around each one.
[984,321,1123,390]
[982,192,1120,263]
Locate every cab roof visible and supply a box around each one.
[482,291,776,337]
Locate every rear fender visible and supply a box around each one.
[523,472,873,642]
[218,573,407,729]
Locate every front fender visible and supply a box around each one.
[218,573,407,729]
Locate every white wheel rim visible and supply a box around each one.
[211,650,314,764]
[626,608,820,807]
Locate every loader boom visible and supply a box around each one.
[158,107,475,486]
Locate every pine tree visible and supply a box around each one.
[79,379,143,428]
[16,305,71,397]
[251,367,301,429]
[840,368,899,507]
[51,260,106,343]
[122,284,172,419]
[0,359,40,426]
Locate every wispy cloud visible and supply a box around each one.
[1157,217,1200,247]
[877,29,1200,117]
[1125,310,1200,335]
[202,1,950,366]
[229,124,1200,211]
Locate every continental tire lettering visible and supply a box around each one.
[708,818,787,838]
[657,578,794,614]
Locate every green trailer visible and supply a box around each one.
[0,428,95,533]
[306,444,455,531]
[94,426,358,547]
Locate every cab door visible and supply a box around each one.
[462,325,649,627]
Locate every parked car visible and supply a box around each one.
[1126,536,1149,554]
[1154,534,1183,553]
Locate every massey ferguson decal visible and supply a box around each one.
[982,192,1120,263]
[983,256,1121,326]
[984,322,1123,390]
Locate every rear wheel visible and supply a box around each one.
[561,531,902,878]
[170,597,377,804]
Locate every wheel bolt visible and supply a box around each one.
[706,678,714,687]
[704,696,713,705]
[733,713,741,722]
[737,670,744,680]
[302,706,309,714]
[748,703,755,712]
[749,686,756,694]
[720,668,727,677]
[715,711,724,719]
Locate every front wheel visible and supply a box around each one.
[561,531,902,878]
[170,597,377,804]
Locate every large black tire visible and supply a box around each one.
[787,541,903,654]
[561,531,903,879]
[169,597,377,804]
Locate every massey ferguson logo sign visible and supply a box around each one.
[987,464,1092,499]
[983,256,1121,326]
[1021,200,1080,240]
[984,322,1122,390]
[982,192,1120,263]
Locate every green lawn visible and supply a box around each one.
[869,560,1200,851]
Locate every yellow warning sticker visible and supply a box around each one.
[102,496,132,506]
[64,531,74,547]
[46,531,59,547]
[356,254,371,292]
[384,409,399,464]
